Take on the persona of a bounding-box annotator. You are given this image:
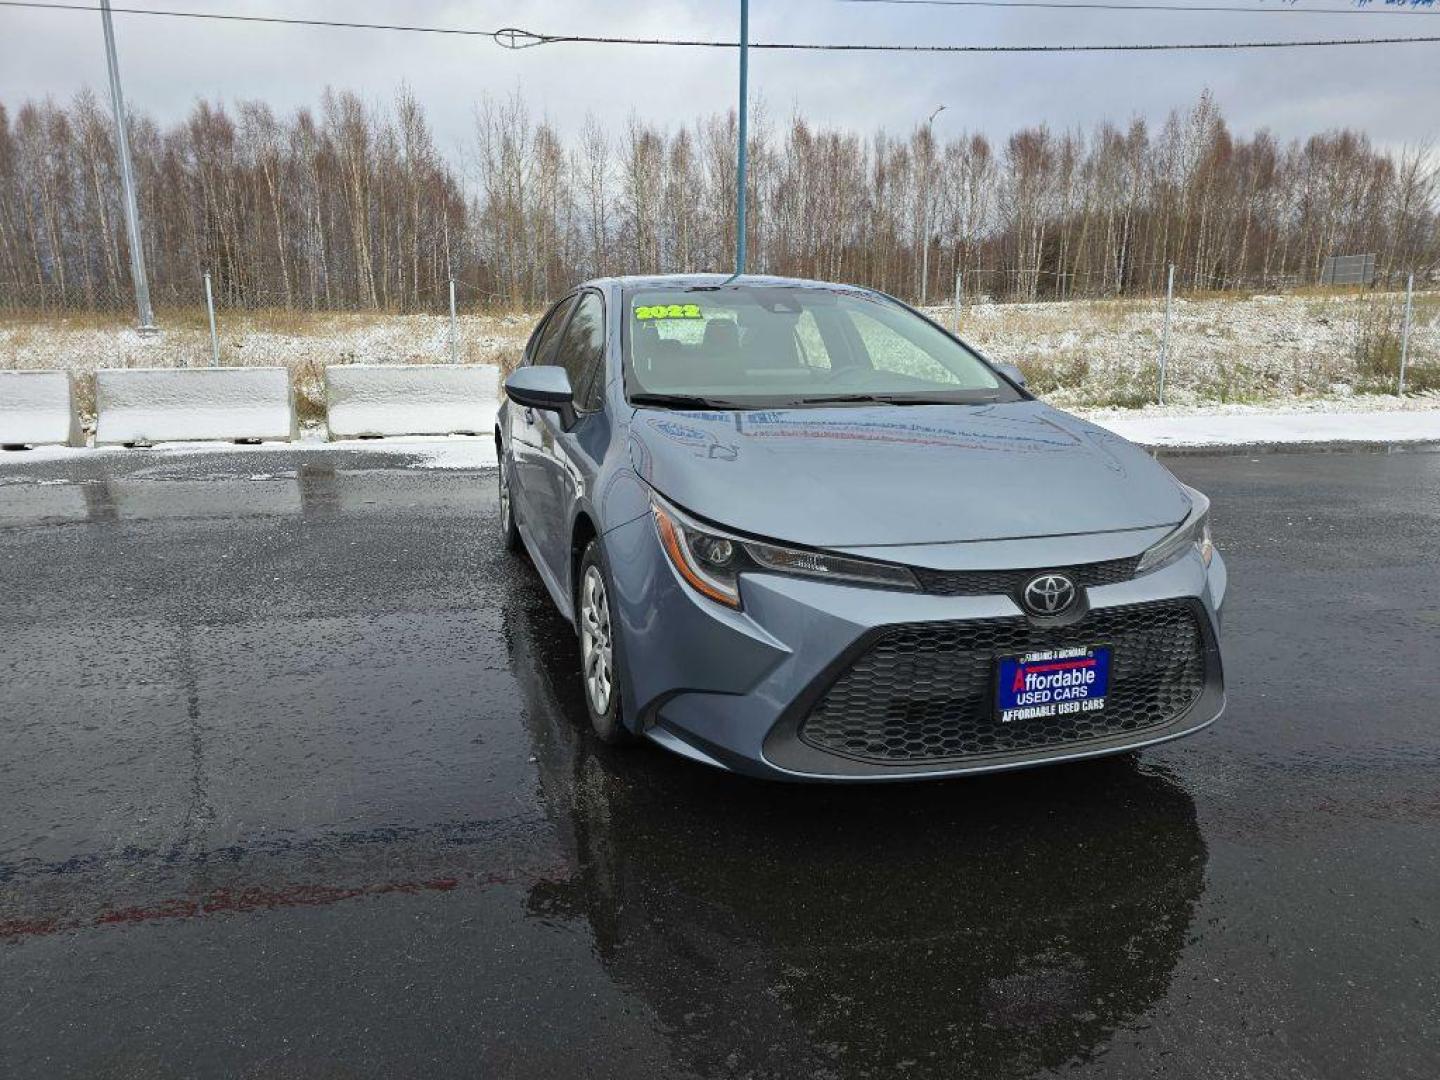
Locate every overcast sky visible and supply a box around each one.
[2,0,1437,158]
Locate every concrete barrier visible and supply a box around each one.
[0,371,83,448]
[95,367,296,446]
[324,364,500,440]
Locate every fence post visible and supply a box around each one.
[449,277,458,365]
[204,271,219,367]
[1398,272,1414,396]
[1157,263,1174,405]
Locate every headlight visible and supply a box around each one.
[1136,486,1214,576]
[651,494,919,609]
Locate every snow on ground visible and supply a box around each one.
[6,290,1437,418]
[0,311,532,420]
[0,311,532,374]
[4,291,1439,446]
[1075,389,1440,445]
[1084,408,1440,449]
[920,289,1438,408]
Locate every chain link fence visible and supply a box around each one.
[3,270,1437,426]
[933,276,1439,410]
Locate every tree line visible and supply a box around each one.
[0,86,1435,314]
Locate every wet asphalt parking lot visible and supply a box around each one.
[1,445,1439,1079]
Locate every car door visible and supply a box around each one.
[528,289,609,589]
[507,294,576,532]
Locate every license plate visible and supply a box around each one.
[995,645,1112,724]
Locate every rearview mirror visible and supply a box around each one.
[505,366,576,429]
[996,362,1028,389]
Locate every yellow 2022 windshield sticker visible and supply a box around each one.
[635,303,702,321]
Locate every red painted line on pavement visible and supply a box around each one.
[2,866,568,943]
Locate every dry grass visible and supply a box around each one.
[1177,287,1258,302]
[929,287,1439,408]
[1350,293,1440,393]
[1285,283,1384,301]
[955,295,1158,338]
[0,308,536,424]
[6,291,1438,420]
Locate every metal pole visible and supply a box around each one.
[1398,271,1414,395]
[919,201,928,306]
[204,271,219,366]
[919,104,945,308]
[449,277,459,364]
[100,0,155,333]
[733,0,749,279]
[1157,263,1174,405]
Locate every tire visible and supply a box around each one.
[498,448,523,553]
[576,539,634,745]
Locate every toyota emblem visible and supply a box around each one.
[1022,573,1077,616]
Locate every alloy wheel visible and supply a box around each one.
[579,565,614,716]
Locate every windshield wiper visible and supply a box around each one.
[629,392,749,410]
[629,391,1000,410]
[781,392,1000,406]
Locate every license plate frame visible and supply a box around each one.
[995,644,1112,724]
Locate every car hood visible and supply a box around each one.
[627,401,1191,547]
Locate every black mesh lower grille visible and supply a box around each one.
[799,600,1207,764]
[913,557,1139,597]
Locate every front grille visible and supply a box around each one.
[913,556,1138,597]
[799,599,1206,764]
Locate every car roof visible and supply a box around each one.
[581,273,878,295]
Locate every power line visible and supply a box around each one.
[520,31,1440,50]
[2,1,1439,52]
[838,0,1439,14]
[498,29,1440,51]
[0,2,501,36]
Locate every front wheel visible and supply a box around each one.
[498,450,522,553]
[577,540,634,745]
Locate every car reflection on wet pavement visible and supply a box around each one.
[508,584,1206,1078]
[2,447,1438,1078]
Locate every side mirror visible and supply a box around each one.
[996,362,1028,389]
[505,366,576,429]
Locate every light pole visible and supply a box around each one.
[100,0,156,333]
[919,104,945,307]
[726,0,750,282]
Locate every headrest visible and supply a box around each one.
[702,319,741,353]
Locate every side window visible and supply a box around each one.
[527,295,577,367]
[554,291,607,412]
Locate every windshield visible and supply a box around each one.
[623,285,1021,408]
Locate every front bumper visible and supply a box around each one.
[603,513,1227,782]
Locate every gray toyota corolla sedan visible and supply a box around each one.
[497,274,1225,781]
